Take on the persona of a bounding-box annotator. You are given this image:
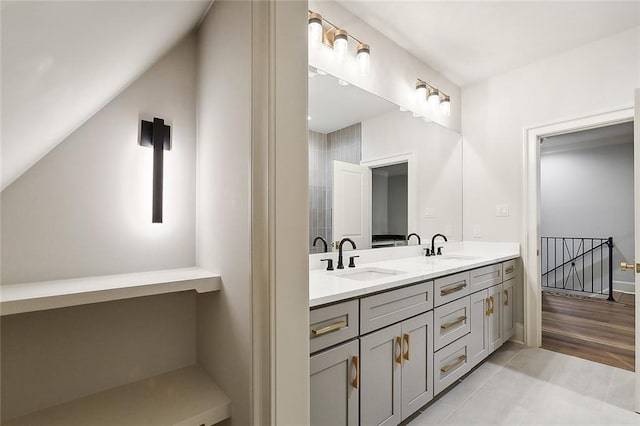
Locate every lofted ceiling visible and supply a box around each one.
[337,1,640,87]
[1,0,212,191]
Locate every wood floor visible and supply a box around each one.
[542,291,635,371]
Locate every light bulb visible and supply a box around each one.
[333,29,348,62]
[428,88,440,108]
[357,43,370,76]
[308,12,323,49]
[416,80,427,104]
[440,95,451,116]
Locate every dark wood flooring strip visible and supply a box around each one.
[541,292,635,371]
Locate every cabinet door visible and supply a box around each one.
[502,278,516,341]
[488,284,503,353]
[360,323,402,426]
[310,340,359,426]
[469,289,489,368]
[400,312,434,421]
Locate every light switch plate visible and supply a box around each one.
[495,204,509,217]
[424,207,435,218]
[473,225,482,238]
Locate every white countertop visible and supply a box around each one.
[309,241,520,307]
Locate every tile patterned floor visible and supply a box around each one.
[408,342,638,425]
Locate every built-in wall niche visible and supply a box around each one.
[308,71,463,253]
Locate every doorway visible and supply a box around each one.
[538,123,635,370]
[371,162,408,248]
[523,105,639,410]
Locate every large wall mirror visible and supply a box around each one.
[308,70,462,253]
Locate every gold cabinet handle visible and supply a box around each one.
[440,355,467,373]
[441,316,467,329]
[486,297,491,316]
[352,356,359,389]
[504,289,509,306]
[505,266,514,274]
[395,336,403,364]
[440,282,466,296]
[403,333,410,361]
[311,320,347,336]
[489,296,495,314]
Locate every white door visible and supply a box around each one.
[333,160,371,250]
[634,89,640,414]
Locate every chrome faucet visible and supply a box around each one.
[407,233,421,245]
[431,233,448,256]
[313,236,328,253]
[337,238,357,269]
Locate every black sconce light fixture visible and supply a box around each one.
[140,117,171,223]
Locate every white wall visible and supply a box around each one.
[362,110,463,241]
[462,26,640,245]
[308,0,461,132]
[1,34,198,284]
[0,33,199,422]
[195,2,252,424]
[541,142,635,289]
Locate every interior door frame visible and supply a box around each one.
[361,152,416,239]
[522,106,634,349]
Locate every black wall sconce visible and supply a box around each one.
[140,117,171,223]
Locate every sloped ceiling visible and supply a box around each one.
[1,0,211,191]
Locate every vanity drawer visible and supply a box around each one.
[434,296,470,350]
[310,300,359,353]
[434,334,470,395]
[503,259,516,281]
[434,271,470,307]
[360,281,433,335]
[470,263,502,292]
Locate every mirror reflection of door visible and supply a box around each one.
[371,163,408,248]
[332,160,372,250]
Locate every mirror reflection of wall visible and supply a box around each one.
[308,71,462,254]
[372,163,408,248]
[309,124,362,254]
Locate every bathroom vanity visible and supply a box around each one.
[309,242,519,425]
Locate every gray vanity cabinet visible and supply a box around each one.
[502,278,516,341]
[468,289,490,368]
[360,312,434,425]
[488,283,503,353]
[360,323,402,426]
[400,312,434,421]
[310,340,359,426]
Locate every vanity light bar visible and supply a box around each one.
[415,79,451,117]
[308,10,371,76]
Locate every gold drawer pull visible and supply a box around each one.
[352,356,359,389]
[311,320,347,336]
[395,336,403,364]
[440,282,466,296]
[440,355,467,373]
[440,316,466,329]
[403,333,410,361]
[504,290,509,306]
[486,297,491,316]
[490,296,495,314]
[505,266,514,274]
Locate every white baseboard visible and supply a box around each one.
[511,322,525,345]
[613,280,635,294]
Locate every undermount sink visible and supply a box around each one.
[438,254,481,261]
[336,267,404,281]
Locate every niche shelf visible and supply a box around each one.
[2,365,231,426]
[0,267,221,316]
